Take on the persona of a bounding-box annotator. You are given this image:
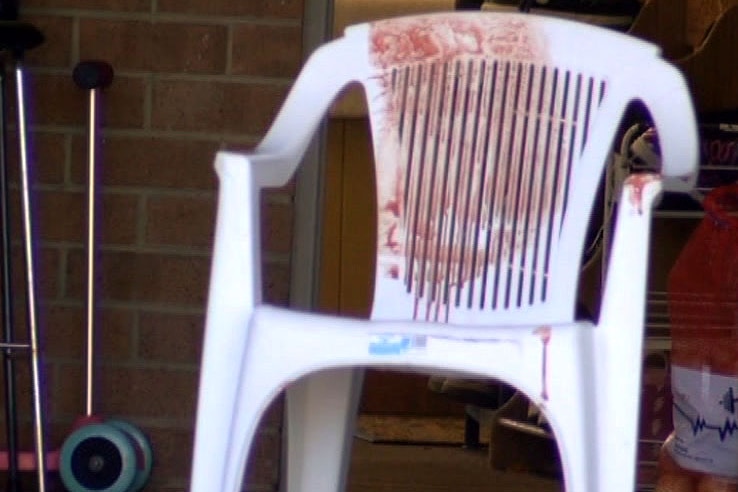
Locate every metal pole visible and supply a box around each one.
[0,53,20,492]
[15,54,47,492]
[85,87,97,417]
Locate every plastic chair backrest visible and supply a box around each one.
[349,14,657,326]
[257,12,694,326]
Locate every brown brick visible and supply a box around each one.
[50,363,198,419]
[138,311,203,364]
[151,79,287,136]
[44,305,135,359]
[37,190,84,242]
[157,0,303,19]
[24,15,74,68]
[79,19,228,74]
[24,0,150,11]
[243,428,281,487]
[262,260,290,305]
[261,395,285,427]
[232,23,302,78]
[23,72,146,130]
[19,73,84,127]
[0,361,56,424]
[97,308,137,359]
[66,250,210,306]
[35,190,138,244]
[10,245,62,303]
[49,362,85,417]
[98,365,198,419]
[261,197,293,254]
[71,135,218,190]
[43,304,85,358]
[7,131,67,185]
[101,193,140,244]
[143,426,195,485]
[145,194,215,248]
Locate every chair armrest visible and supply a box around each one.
[634,62,699,192]
[600,173,663,327]
[250,35,367,188]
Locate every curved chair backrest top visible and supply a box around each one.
[258,12,697,326]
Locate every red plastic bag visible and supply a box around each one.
[657,184,738,492]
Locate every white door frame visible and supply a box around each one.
[281,0,332,488]
[289,0,333,311]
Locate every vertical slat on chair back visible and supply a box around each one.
[365,14,606,324]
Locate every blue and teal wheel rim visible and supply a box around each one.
[106,419,153,491]
[60,423,137,492]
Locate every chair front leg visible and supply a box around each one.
[285,367,364,492]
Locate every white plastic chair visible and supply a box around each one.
[189,12,698,492]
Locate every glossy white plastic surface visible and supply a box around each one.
[190,12,698,492]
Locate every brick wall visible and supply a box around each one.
[0,0,305,490]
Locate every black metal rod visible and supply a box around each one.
[0,54,21,492]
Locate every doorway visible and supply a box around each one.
[299,0,475,419]
[317,115,467,417]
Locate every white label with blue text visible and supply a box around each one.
[668,365,738,478]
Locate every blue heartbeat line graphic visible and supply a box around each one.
[720,387,738,414]
[674,403,738,442]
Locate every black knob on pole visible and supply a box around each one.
[73,61,114,91]
[0,0,18,21]
[0,21,43,54]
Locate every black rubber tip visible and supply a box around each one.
[73,60,114,90]
[0,0,19,22]
[0,21,44,53]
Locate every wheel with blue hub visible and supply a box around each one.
[106,419,153,491]
[60,423,137,492]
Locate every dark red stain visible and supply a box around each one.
[384,199,400,217]
[384,223,400,252]
[626,173,660,215]
[370,15,546,70]
[367,15,576,321]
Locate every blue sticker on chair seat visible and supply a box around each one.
[369,334,426,355]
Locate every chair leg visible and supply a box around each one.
[190,319,251,492]
[285,367,364,492]
[463,411,481,448]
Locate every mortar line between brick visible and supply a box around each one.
[52,358,200,372]
[143,73,153,130]
[137,192,147,247]
[10,182,217,198]
[71,16,80,65]
[30,126,260,145]
[226,23,234,76]
[57,245,69,300]
[63,133,73,186]
[27,65,296,87]
[131,309,141,360]
[24,8,302,27]
[264,192,292,205]
[44,298,206,315]
[41,241,212,257]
